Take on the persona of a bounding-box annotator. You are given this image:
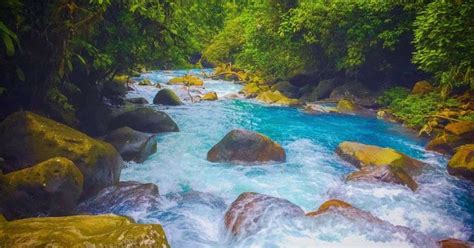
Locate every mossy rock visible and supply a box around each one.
[0,215,170,247]
[0,111,121,197]
[202,91,218,101]
[168,75,203,86]
[104,127,157,163]
[412,80,432,95]
[242,82,269,96]
[445,121,474,137]
[426,133,465,155]
[207,129,286,164]
[336,99,357,113]
[336,141,425,175]
[138,79,153,86]
[109,107,179,133]
[0,157,83,220]
[270,81,299,98]
[256,91,300,106]
[153,88,183,106]
[448,144,474,182]
[306,199,352,216]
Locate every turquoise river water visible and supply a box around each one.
[119,69,473,247]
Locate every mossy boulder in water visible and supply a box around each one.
[168,75,204,86]
[0,157,83,220]
[224,192,304,235]
[77,181,161,215]
[256,90,300,106]
[447,144,474,182]
[427,121,474,155]
[0,111,121,197]
[336,99,358,113]
[242,82,269,97]
[336,141,424,191]
[202,91,218,101]
[207,129,286,163]
[109,107,179,133]
[0,214,170,247]
[104,127,157,163]
[138,79,153,86]
[153,88,183,106]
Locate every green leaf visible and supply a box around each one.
[16,67,25,81]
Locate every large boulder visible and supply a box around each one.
[153,88,183,106]
[256,91,300,106]
[306,199,353,217]
[102,75,128,98]
[427,121,474,155]
[224,192,304,235]
[0,111,121,197]
[329,82,381,108]
[77,181,161,215]
[168,75,204,86]
[109,107,179,133]
[207,129,286,163]
[104,127,157,163]
[202,91,218,101]
[270,81,299,98]
[336,142,425,191]
[0,215,170,247]
[300,78,342,102]
[412,80,432,95]
[336,99,359,113]
[0,157,83,220]
[447,144,474,182]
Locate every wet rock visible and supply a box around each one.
[241,82,269,97]
[207,129,286,163]
[0,214,170,247]
[168,75,204,86]
[102,76,128,98]
[447,144,474,182]
[224,192,304,235]
[202,91,218,101]
[0,157,83,220]
[412,80,432,95]
[138,79,153,86]
[153,88,183,106]
[427,121,474,155]
[270,81,299,98]
[346,165,418,191]
[125,97,149,105]
[256,90,300,106]
[0,111,121,197]
[77,181,161,215]
[438,238,472,248]
[306,199,352,216]
[109,107,179,133]
[300,78,342,102]
[104,127,157,163]
[330,82,381,108]
[303,103,337,114]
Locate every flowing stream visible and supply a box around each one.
[119,69,473,247]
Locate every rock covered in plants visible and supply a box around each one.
[241,82,269,97]
[447,144,474,182]
[168,75,204,86]
[336,99,358,113]
[104,127,157,163]
[0,157,83,220]
[201,91,218,101]
[411,80,432,95]
[0,214,170,247]
[153,88,183,106]
[0,111,122,197]
[336,141,425,191]
[207,129,286,163]
[224,192,304,235]
[109,107,179,133]
[427,121,474,155]
[77,181,161,215]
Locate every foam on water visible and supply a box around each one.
[119,69,473,247]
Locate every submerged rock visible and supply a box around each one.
[224,192,304,235]
[447,144,474,182]
[104,127,157,163]
[0,214,170,247]
[0,157,83,220]
[0,111,122,197]
[426,121,474,155]
[168,75,204,86]
[153,88,183,106]
[336,141,424,191]
[207,129,286,163]
[77,181,161,215]
[125,97,149,105]
[109,107,179,133]
[202,91,218,101]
